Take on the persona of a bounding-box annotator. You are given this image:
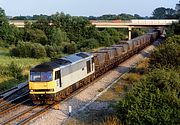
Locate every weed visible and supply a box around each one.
[98,88,104,92]
[114,85,123,94]
[123,73,140,84]
[100,116,121,125]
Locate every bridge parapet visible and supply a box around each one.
[9,19,179,28]
[91,19,179,27]
[131,19,178,26]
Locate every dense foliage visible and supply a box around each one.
[115,69,180,125]
[1,9,141,58]
[152,7,176,19]
[88,13,143,20]
[115,39,180,124]
[150,35,180,69]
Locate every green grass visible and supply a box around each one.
[0,47,50,92]
[0,47,49,68]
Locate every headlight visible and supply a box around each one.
[30,90,34,92]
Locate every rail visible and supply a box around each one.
[0,92,29,112]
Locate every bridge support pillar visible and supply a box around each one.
[128,27,132,40]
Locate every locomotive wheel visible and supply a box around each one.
[69,85,73,93]
[61,91,66,99]
[66,88,71,96]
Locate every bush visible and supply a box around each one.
[45,45,63,60]
[150,35,180,69]
[10,41,47,58]
[77,38,99,51]
[10,41,34,58]
[9,47,20,57]
[32,43,47,58]
[8,61,23,80]
[63,41,77,54]
[114,69,180,125]
[45,45,60,58]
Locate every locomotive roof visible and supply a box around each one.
[31,52,92,72]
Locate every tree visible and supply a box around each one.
[118,13,136,20]
[24,28,48,45]
[32,16,50,34]
[48,28,70,46]
[97,30,114,46]
[0,7,7,24]
[152,7,166,19]
[0,7,20,46]
[152,7,176,19]
[165,8,176,18]
[77,38,99,51]
[134,14,143,19]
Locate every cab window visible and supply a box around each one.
[30,71,52,82]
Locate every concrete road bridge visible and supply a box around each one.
[91,19,178,39]
[9,19,178,39]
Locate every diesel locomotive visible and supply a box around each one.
[29,29,163,104]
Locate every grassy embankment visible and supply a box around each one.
[0,47,49,93]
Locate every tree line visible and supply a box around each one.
[0,8,146,59]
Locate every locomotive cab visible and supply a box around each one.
[29,62,63,104]
[29,70,54,92]
[29,52,95,104]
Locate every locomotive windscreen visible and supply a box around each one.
[30,71,52,82]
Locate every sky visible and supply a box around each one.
[0,0,179,17]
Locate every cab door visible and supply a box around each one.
[55,70,61,87]
[86,60,91,74]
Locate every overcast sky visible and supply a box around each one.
[0,0,179,17]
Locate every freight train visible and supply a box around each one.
[29,29,163,104]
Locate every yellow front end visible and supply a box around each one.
[29,81,56,94]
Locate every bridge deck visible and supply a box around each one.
[8,19,178,28]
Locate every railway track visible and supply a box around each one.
[0,102,59,125]
[0,93,30,116]
[0,79,104,125]
[0,67,125,125]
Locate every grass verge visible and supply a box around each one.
[0,47,49,92]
